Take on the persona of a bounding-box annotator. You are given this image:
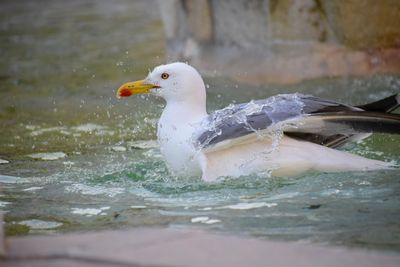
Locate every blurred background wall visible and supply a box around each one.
[159,0,400,84]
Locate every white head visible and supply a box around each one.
[117,62,206,105]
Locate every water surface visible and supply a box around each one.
[1,0,400,252]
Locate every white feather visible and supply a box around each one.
[200,134,393,181]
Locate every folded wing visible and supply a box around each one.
[196,93,400,151]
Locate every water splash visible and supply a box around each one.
[195,93,305,149]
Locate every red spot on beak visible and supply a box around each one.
[119,88,132,97]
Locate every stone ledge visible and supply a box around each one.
[0,213,5,258]
[193,44,400,85]
[1,226,400,267]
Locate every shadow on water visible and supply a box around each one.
[0,0,400,252]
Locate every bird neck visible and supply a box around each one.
[162,98,208,123]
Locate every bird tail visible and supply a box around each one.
[285,94,400,148]
[282,94,400,173]
[357,93,400,113]
[331,93,400,136]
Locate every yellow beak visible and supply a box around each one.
[116,80,159,98]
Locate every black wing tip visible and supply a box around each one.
[357,93,400,113]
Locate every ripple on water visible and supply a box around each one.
[22,186,44,192]
[71,207,110,217]
[28,152,66,161]
[127,140,158,149]
[130,205,147,209]
[72,123,106,132]
[191,216,221,224]
[111,145,127,152]
[0,201,11,208]
[29,126,67,137]
[221,202,277,210]
[65,183,125,197]
[19,219,63,230]
[0,174,20,184]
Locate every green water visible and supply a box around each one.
[1,0,400,251]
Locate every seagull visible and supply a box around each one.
[117,62,400,182]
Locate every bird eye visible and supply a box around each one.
[161,73,169,80]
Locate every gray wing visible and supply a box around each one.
[196,93,400,149]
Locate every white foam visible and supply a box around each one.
[191,216,221,224]
[73,123,106,132]
[204,219,221,224]
[25,125,37,130]
[22,186,44,192]
[111,146,127,152]
[0,201,11,207]
[198,207,212,211]
[0,159,9,164]
[29,126,66,137]
[222,202,277,210]
[127,140,158,149]
[28,152,66,161]
[71,208,102,216]
[191,216,209,223]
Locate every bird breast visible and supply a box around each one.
[157,119,202,177]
